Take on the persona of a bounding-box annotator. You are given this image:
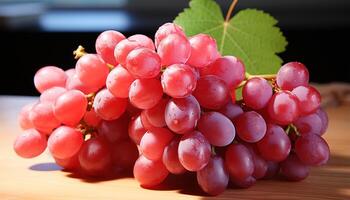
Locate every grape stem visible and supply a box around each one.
[246,73,277,80]
[73,45,87,59]
[225,0,238,22]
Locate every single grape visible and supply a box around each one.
[140,110,155,131]
[225,143,254,181]
[65,68,76,79]
[292,85,321,116]
[65,73,100,94]
[164,95,201,134]
[295,133,330,166]
[197,156,229,196]
[133,155,169,187]
[294,113,323,135]
[162,138,186,174]
[29,102,60,134]
[276,62,309,91]
[280,153,310,181]
[54,151,80,171]
[111,139,139,170]
[157,33,191,66]
[263,161,280,179]
[231,176,256,188]
[154,22,185,48]
[54,90,87,126]
[75,54,109,89]
[97,114,129,143]
[218,101,243,122]
[267,91,300,125]
[48,126,84,159]
[235,111,267,143]
[243,77,273,110]
[128,114,146,145]
[186,34,220,68]
[129,78,163,109]
[18,102,36,130]
[106,65,135,98]
[13,129,47,158]
[197,112,235,147]
[144,98,168,127]
[83,109,102,127]
[95,30,126,65]
[316,108,329,135]
[34,66,67,93]
[193,75,230,110]
[256,124,291,162]
[114,39,142,66]
[140,127,174,161]
[79,137,112,176]
[245,144,268,179]
[93,89,127,120]
[161,64,197,98]
[128,34,155,51]
[178,131,211,171]
[201,56,245,88]
[40,87,67,104]
[126,48,161,79]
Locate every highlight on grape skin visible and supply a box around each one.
[13,21,330,196]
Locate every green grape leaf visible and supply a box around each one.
[174,0,288,75]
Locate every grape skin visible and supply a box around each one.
[292,85,321,115]
[316,108,329,135]
[14,129,47,158]
[144,98,168,127]
[267,91,300,125]
[280,154,309,181]
[106,65,135,98]
[294,113,323,135]
[218,101,244,122]
[97,114,129,143]
[235,111,267,143]
[34,66,67,93]
[111,139,139,170]
[40,87,67,104]
[154,22,185,48]
[95,30,126,65]
[157,33,191,66]
[162,138,186,174]
[225,143,254,181]
[93,89,128,121]
[276,62,309,91]
[126,48,161,79]
[29,102,60,134]
[18,102,36,130]
[128,114,146,145]
[128,34,155,51]
[129,78,163,109]
[243,77,273,110]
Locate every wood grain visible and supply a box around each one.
[0,96,349,200]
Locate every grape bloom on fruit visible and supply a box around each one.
[13,21,330,196]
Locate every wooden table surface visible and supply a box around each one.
[0,95,349,200]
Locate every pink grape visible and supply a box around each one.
[161,64,197,98]
[157,33,191,66]
[111,139,139,169]
[186,34,220,68]
[18,102,36,130]
[40,87,67,104]
[316,108,329,135]
[164,95,201,134]
[140,110,155,131]
[106,65,135,98]
[193,75,230,110]
[65,73,100,94]
[154,22,185,48]
[54,151,80,171]
[218,101,243,122]
[256,124,291,162]
[295,133,330,166]
[292,85,321,115]
[34,66,67,93]
[54,90,87,126]
[75,54,109,88]
[79,137,112,176]
[48,126,84,159]
[13,129,47,158]
[197,112,235,147]
[133,155,169,187]
[29,102,60,134]
[93,89,127,120]
[128,114,146,145]
[294,113,323,135]
[65,68,76,79]
[129,78,163,109]
[235,111,267,143]
[243,77,273,110]
[162,138,186,174]
[280,153,309,181]
[197,156,229,196]
[95,30,125,65]
[267,91,300,125]
[128,34,155,51]
[144,98,168,127]
[97,114,129,143]
[126,48,161,78]
[114,39,142,66]
[245,144,268,179]
[178,131,211,171]
[83,109,102,127]
[140,127,174,161]
[276,62,309,91]
[225,143,254,181]
[201,56,245,88]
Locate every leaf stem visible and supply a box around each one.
[225,0,238,22]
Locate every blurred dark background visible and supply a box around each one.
[0,0,349,96]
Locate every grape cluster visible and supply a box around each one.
[14,23,330,196]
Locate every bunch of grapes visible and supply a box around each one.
[14,23,330,196]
